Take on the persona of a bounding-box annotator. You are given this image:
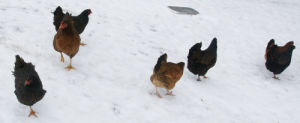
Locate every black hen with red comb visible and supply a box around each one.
[13,55,46,117]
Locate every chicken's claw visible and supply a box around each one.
[273,75,280,80]
[65,58,75,71]
[167,91,175,96]
[28,111,37,117]
[28,106,37,117]
[65,65,75,71]
[156,93,162,98]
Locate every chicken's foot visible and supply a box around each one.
[273,74,280,80]
[28,106,37,117]
[65,58,75,71]
[204,75,208,79]
[167,90,175,96]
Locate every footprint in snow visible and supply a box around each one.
[14,26,23,33]
[149,91,155,96]
[112,104,120,115]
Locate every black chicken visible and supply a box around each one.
[187,38,217,81]
[13,55,46,117]
[53,6,91,45]
[265,39,295,80]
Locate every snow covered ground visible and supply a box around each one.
[0,0,299,122]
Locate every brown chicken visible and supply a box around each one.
[53,13,80,70]
[265,39,295,80]
[150,53,185,98]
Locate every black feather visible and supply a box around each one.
[53,6,65,31]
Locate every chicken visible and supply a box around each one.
[265,39,295,80]
[13,55,46,117]
[53,6,92,45]
[53,13,81,70]
[187,38,217,81]
[150,53,185,98]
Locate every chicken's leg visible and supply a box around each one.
[60,52,64,63]
[80,43,87,46]
[65,58,75,71]
[156,87,162,98]
[197,75,201,81]
[28,106,37,117]
[273,74,280,80]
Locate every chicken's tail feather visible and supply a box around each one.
[154,53,167,73]
[188,42,202,58]
[209,38,217,49]
[54,6,63,14]
[177,62,185,71]
[267,39,275,49]
[15,55,25,68]
[265,39,275,60]
[206,37,217,53]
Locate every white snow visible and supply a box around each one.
[0,0,299,123]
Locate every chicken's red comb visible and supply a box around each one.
[59,21,64,29]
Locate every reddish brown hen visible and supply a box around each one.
[53,13,81,70]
